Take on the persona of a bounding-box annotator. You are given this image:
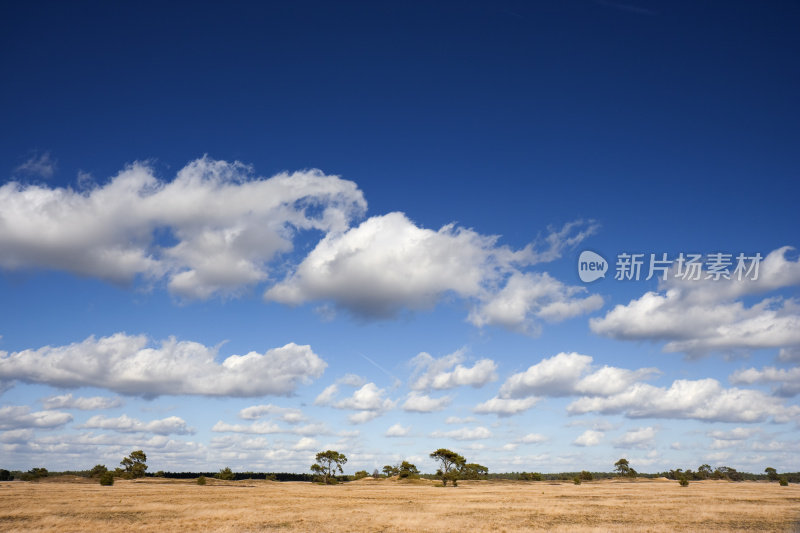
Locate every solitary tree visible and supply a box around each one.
[430,448,466,487]
[398,461,420,478]
[120,450,147,478]
[765,467,779,482]
[217,467,235,481]
[614,458,631,477]
[311,450,347,484]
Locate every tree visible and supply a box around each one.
[354,470,369,480]
[579,470,593,481]
[90,464,108,478]
[460,463,489,480]
[120,450,148,479]
[679,476,689,487]
[779,477,789,486]
[311,450,347,484]
[383,464,399,477]
[614,458,631,477]
[21,467,48,481]
[217,467,235,481]
[430,448,466,487]
[372,468,380,478]
[0,469,13,481]
[765,467,779,482]
[99,471,114,486]
[398,461,420,479]
[698,464,712,479]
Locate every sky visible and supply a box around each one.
[1,1,799,476]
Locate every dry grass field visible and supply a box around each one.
[1,476,799,532]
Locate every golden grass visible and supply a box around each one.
[1,477,799,532]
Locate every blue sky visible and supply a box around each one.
[1,1,799,475]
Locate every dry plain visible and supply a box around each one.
[1,477,799,532]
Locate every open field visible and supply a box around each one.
[1,477,799,532]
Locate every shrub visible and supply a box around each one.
[779,477,788,486]
[90,464,108,478]
[679,476,689,487]
[579,470,593,481]
[573,477,581,485]
[217,467,235,481]
[0,469,13,481]
[197,476,206,485]
[99,471,115,486]
[354,470,368,480]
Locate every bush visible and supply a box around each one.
[519,472,543,481]
[579,470,593,481]
[99,472,115,486]
[354,470,369,480]
[0,469,13,481]
[90,464,108,478]
[679,476,689,487]
[779,477,788,486]
[573,476,581,485]
[217,467,235,481]
[197,476,206,485]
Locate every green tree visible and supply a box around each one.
[698,464,712,479]
[614,458,631,477]
[0,469,13,481]
[573,476,582,485]
[354,470,369,480]
[311,450,347,484]
[579,470,593,481]
[21,467,48,481]
[460,463,489,480]
[120,450,147,479]
[779,477,789,486]
[398,461,420,478]
[217,467,235,481]
[383,464,399,477]
[430,448,466,487]
[90,464,108,478]
[765,467,778,482]
[679,476,689,487]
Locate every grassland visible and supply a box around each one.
[1,477,799,532]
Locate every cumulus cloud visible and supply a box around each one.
[0,157,366,298]
[614,426,657,449]
[14,151,56,179]
[266,214,599,330]
[292,437,319,450]
[315,383,395,424]
[468,272,603,334]
[431,426,492,441]
[567,378,800,423]
[518,433,548,444]
[444,416,475,424]
[409,349,497,391]
[41,394,122,410]
[706,427,759,440]
[78,414,193,435]
[0,428,34,443]
[729,366,800,397]
[0,333,326,398]
[401,392,452,413]
[0,405,72,430]
[573,430,603,446]
[498,352,658,399]
[590,247,800,356]
[473,396,539,417]
[238,404,306,424]
[385,423,411,437]
[211,420,283,434]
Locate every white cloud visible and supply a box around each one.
[292,437,319,451]
[266,214,598,330]
[706,427,759,440]
[385,423,411,437]
[14,151,56,179]
[316,383,395,424]
[0,333,326,398]
[498,352,658,399]
[211,420,283,434]
[238,404,306,424]
[567,378,800,423]
[473,396,539,417]
[614,427,657,449]
[41,393,122,410]
[573,430,604,446]
[431,426,492,441]
[0,157,366,298]
[337,373,366,387]
[444,416,475,424]
[78,414,193,435]
[401,392,452,413]
[409,349,497,390]
[468,272,603,335]
[518,433,548,444]
[0,405,72,430]
[729,366,800,397]
[0,429,34,443]
[590,247,800,356]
